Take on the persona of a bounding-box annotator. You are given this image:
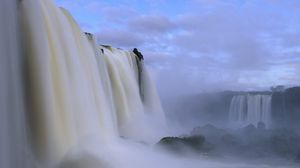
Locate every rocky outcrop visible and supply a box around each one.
[133,48,144,61]
[132,48,144,101]
[157,135,209,154]
[157,124,300,163]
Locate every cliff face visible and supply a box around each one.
[271,87,300,131]
[271,92,285,127]
[283,87,300,130]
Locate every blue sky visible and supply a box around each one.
[55,0,300,93]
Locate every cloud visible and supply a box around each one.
[160,0,300,92]
[128,15,176,34]
[96,29,144,47]
[56,0,300,93]
[85,2,138,24]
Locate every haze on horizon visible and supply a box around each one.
[1,1,299,168]
[55,0,300,94]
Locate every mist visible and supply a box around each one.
[1,0,300,168]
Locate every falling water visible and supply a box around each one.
[0,0,32,167]
[2,0,291,168]
[17,0,166,166]
[229,94,272,128]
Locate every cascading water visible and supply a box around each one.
[101,46,166,141]
[1,1,299,168]
[0,0,165,167]
[229,94,272,128]
[0,0,32,167]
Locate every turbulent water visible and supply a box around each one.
[229,94,272,128]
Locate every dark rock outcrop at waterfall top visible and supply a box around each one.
[133,48,144,61]
[100,45,113,51]
[131,48,144,100]
[84,32,93,37]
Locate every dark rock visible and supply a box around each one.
[158,125,300,163]
[84,32,93,38]
[133,48,144,61]
[157,135,209,154]
[131,48,144,100]
[257,122,266,130]
[100,45,113,51]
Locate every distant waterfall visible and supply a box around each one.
[229,94,272,128]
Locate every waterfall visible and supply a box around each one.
[0,0,32,167]
[229,94,272,128]
[0,0,166,167]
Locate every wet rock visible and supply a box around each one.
[157,135,209,154]
[133,48,144,61]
